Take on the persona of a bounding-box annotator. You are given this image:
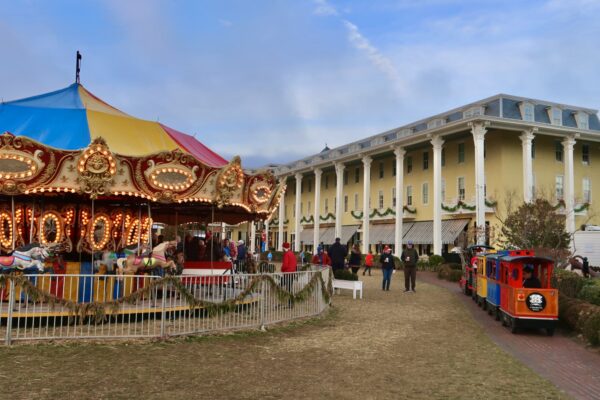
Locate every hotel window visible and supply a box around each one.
[324,198,329,213]
[583,144,590,165]
[344,171,348,185]
[308,201,311,213]
[531,139,536,159]
[555,175,564,200]
[407,156,413,173]
[285,206,288,218]
[555,141,563,162]
[334,197,337,212]
[522,103,534,122]
[393,162,396,176]
[369,196,372,208]
[325,175,329,189]
[379,162,384,179]
[458,177,465,201]
[354,193,359,210]
[577,112,589,130]
[392,187,396,207]
[301,182,304,193]
[550,107,562,126]
[458,143,465,163]
[293,205,296,217]
[423,151,429,170]
[344,195,348,212]
[583,178,591,203]
[378,190,384,209]
[406,185,413,206]
[422,183,429,205]
[300,202,303,214]
[355,167,360,183]
[308,179,312,193]
[441,148,446,167]
[441,178,446,202]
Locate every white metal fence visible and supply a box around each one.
[0,266,331,345]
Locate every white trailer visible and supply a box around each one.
[574,230,600,267]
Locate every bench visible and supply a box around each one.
[332,279,363,299]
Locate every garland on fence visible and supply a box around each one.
[0,270,333,324]
[350,206,417,220]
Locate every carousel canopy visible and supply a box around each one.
[0,83,227,167]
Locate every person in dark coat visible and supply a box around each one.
[329,237,347,271]
[348,244,362,274]
[380,245,395,291]
[401,241,419,292]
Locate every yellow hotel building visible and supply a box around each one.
[235,94,600,256]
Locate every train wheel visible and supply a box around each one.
[546,327,555,337]
[501,314,508,327]
[495,310,501,321]
[509,318,518,334]
[482,301,487,311]
[487,306,493,316]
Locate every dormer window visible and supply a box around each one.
[519,102,534,122]
[371,137,385,147]
[463,106,485,118]
[427,118,446,129]
[397,128,413,139]
[575,111,589,130]
[547,106,562,126]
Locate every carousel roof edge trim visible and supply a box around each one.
[0,132,284,220]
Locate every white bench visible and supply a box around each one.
[332,279,363,299]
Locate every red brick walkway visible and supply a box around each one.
[420,271,600,400]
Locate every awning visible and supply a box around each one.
[402,219,471,245]
[317,225,359,245]
[442,219,470,244]
[369,222,415,245]
[299,228,314,244]
[403,221,433,245]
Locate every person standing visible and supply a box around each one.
[329,237,348,272]
[348,244,362,275]
[363,250,374,276]
[237,240,247,272]
[401,241,419,293]
[281,242,297,306]
[380,245,395,291]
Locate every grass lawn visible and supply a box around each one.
[0,272,568,399]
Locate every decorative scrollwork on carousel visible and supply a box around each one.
[215,156,244,207]
[76,210,114,253]
[0,134,47,195]
[143,157,198,202]
[38,209,73,252]
[77,138,117,199]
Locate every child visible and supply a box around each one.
[363,250,374,276]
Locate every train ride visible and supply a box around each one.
[461,248,558,336]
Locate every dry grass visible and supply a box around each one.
[0,272,568,400]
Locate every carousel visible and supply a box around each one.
[0,81,284,275]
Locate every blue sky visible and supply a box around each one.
[1,0,600,167]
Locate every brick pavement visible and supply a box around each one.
[420,271,600,400]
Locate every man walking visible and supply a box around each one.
[329,237,347,272]
[401,241,419,293]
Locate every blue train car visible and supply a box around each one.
[485,254,502,320]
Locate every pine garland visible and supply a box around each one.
[0,269,333,323]
[350,206,416,220]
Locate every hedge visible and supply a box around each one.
[559,295,600,345]
[333,269,359,281]
[437,264,463,282]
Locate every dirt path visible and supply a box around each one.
[420,271,600,400]
[0,271,567,400]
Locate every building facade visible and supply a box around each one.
[236,94,600,256]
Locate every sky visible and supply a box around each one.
[1,0,600,168]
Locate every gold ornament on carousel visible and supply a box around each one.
[215,156,244,207]
[77,137,117,199]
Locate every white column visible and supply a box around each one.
[470,122,487,245]
[334,162,345,240]
[431,136,444,255]
[563,135,576,248]
[313,168,322,251]
[278,179,285,251]
[519,129,535,203]
[362,156,372,254]
[294,173,302,252]
[394,147,405,256]
[250,221,256,254]
[264,219,269,252]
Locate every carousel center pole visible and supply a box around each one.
[29,201,35,244]
[11,196,15,251]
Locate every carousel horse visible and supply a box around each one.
[116,241,178,276]
[0,245,50,274]
[94,250,120,274]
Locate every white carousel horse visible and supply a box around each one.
[94,250,120,274]
[116,241,177,276]
[0,245,50,273]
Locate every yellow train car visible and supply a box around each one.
[476,251,496,310]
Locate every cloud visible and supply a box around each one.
[313,0,338,16]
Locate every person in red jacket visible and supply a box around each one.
[281,242,297,307]
[311,248,331,266]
